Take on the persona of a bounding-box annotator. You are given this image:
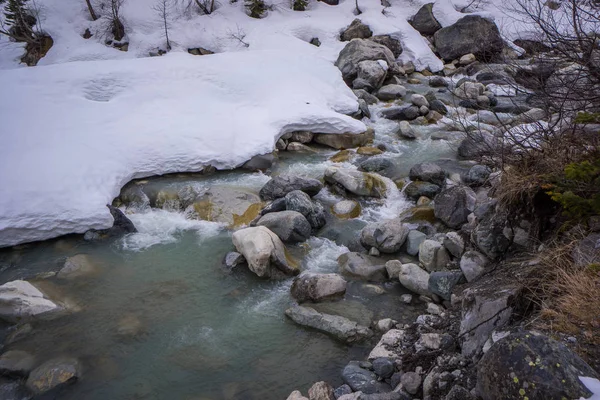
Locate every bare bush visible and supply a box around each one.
[152,0,173,50]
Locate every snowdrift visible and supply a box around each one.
[0,50,365,247]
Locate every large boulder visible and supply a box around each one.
[354,60,387,91]
[0,280,61,322]
[410,3,442,36]
[472,212,510,259]
[342,361,392,394]
[376,84,407,101]
[335,39,396,83]
[26,357,80,395]
[409,163,446,186]
[434,186,476,228]
[192,186,263,227]
[259,176,323,200]
[338,252,387,282]
[57,254,97,280]
[285,305,372,344]
[231,226,298,278]
[313,129,374,150]
[324,167,388,198]
[428,270,465,301]
[369,35,403,58]
[256,211,311,243]
[418,239,450,272]
[360,219,409,253]
[433,15,504,61]
[340,19,373,42]
[404,181,441,200]
[398,263,431,296]
[284,190,327,231]
[381,105,420,121]
[291,273,347,303]
[477,331,599,400]
[460,250,488,282]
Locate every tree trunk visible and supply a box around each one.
[85,0,98,21]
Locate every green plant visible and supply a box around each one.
[245,0,266,18]
[0,0,36,42]
[574,112,600,124]
[546,158,600,219]
[292,0,307,11]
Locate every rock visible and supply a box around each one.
[336,39,395,83]
[434,186,476,228]
[384,260,402,280]
[341,19,373,42]
[368,329,405,360]
[276,139,287,150]
[288,390,309,400]
[396,121,416,140]
[357,99,371,119]
[291,272,347,303]
[411,94,429,108]
[332,201,361,220]
[399,263,431,296]
[457,131,496,159]
[290,131,314,144]
[334,385,353,399]
[84,205,137,240]
[355,60,387,91]
[409,163,445,186]
[459,53,476,65]
[324,167,388,198]
[261,198,287,215]
[357,147,383,156]
[285,305,372,344]
[231,226,298,278]
[454,81,486,100]
[360,219,409,253]
[459,250,488,282]
[401,371,421,394]
[381,106,420,121]
[259,176,323,200]
[192,186,263,226]
[404,181,441,200]
[359,158,394,173]
[309,37,321,47]
[400,294,412,304]
[308,381,336,400]
[372,358,395,379]
[224,252,245,269]
[242,153,275,171]
[428,270,465,300]
[0,350,35,376]
[410,3,442,36]
[256,211,311,243]
[472,212,510,259]
[342,361,391,394]
[477,331,599,400]
[283,190,326,231]
[465,165,492,186]
[445,385,474,400]
[338,252,387,282]
[57,254,97,280]
[313,129,374,150]
[375,318,397,332]
[418,239,450,272]
[405,230,427,256]
[443,231,465,258]
[429,99,448,115]
[572,233,600,267]
[429,76,448,88]
[369,35,402,58]
[433,16,504,61]
[287,142,315,152]
[187,46,213,55]
[377,84,406,101]
[26,357,80,395]
[0,280,61,322]
[354,89,379,105]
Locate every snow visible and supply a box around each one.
[0,50,364,247]
[580,377,600,400]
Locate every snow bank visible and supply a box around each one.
[0,50,365,247]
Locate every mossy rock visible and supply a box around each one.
[356,146,383,156]
[329,149,354,163]
[400,206,436,223]
[331,200,362,219]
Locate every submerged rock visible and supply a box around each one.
[192,186,263,226]
[0,350,36,376]
[26,357,80,395]
[291,272,347,303]
[342,361,391,394]
[332,200,361,219]
[58,254,97,280]
[324,167,388,198]
[338,252,387,282]
[0,280,61,322]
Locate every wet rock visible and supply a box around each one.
[341,19,373,41]
[231,226,298,279]
[399,263,431,296]
[332,200,361,219]
[285,305,372,344]
[334,384,353,398]
[284,189,313,218]
[472,213,510,259]
[465,164,492,186]
[401,371,421,394]
[57,254,97,280]
[429,99,448,115]
[434,186,476,228]
[433,15,504,61]
[242,153,275,171]
[357,147,383,156]
[409,163,445,186]
[336,39,395,83]
[324,167,388,198]
[291,272,347,303]
[287,390,309,400]
[369,35,403,58]
[309,381,336,400]
[477,331,599,400]
[256,211,311,243]
[396,121,416,140]
[457,131,496,159]
[261,198,287,215]
[193,187,263,227]
[314,129,374,150]
[342,361,391,394]
[429,76,449,87]
[372,357,395,379]
[572,233,600,267]
[259,176,323,200]
[443,231,465,258]
[428,270,464,301]
[84,205,137,240]
[377,84,406,101]
[287,142,315,152]
[0,280,61,322]
[0,350,35,376]
[375,318,397,332]
[360,219,409,253]
[384,260,402,280]
[459,250,488,282]
[404,181,441,200]
[359,158,394,173]
[418,239,450,272]
[26,357,80,395]
[5,323,33,345]
[224,251,245,269]
[381,105,420,121]
[354,89,379,105]
[405,230,427,256]
[338,252,387,282]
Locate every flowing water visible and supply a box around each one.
[0,90,471,399]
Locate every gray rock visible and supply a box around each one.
[357,99,371,119]
[26,357,80,395]
[306,200,327,231]
[313,129,375,150]
[359,158,394,173]
[472,213,510,259]
[0,280,61,323]
[224,251,245,269]
[285,305,372,343]
[259,176,323,200]
[324,167,388,198]
[377,84,406,101]
[372,357,395,379]
[0,350,35,376]
[418,239,450,272]
[84,205,137,240]
[381,106,420,121]
[457,131,496,159]
[406,230,427,256]
[396,121,416,140]
[409,163,445,186]
[477,331,599,400]
[465,164,492,186]
[336,39,395,83]
[384,260,402,280]
[434,186,476,228]
[410,3,442,36]
[338,252,387,282]
[256,211,311,243]
[429,76,449,87]
[428,270,465,300]
[332,200,362,219]
[404,181,441,200]
[287,390,309,400]
[411,94,429,108]
[308,381,336,400]
[360,219,409,253]
[443,231,465,258]
[354,89,379,105]
[399,263,431,296]
[341,19,373,42]
[285,190,314,218]
[58,254,97,280]
[429,99,448,115]
[369,35,403,58]
[359,392,408,400]
[0,377,28,400]
[572,233,600,267]
[334,385,353,399]
[291,272,347,303]
[242,153,275,171]
[454,81,486,100]
[433,15,504,61]
[400,371,421,395]
[342,361,391,394]
[290,131,314,143]
[355,60,387,91]
[459,250,488,282]
[445,385,474,400]
[260,197,287,215]
[287,142,315,152]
